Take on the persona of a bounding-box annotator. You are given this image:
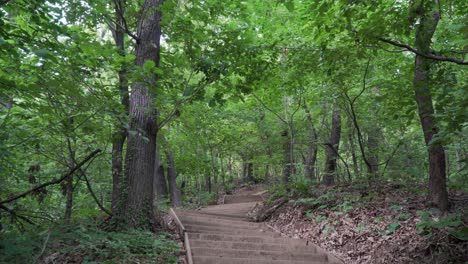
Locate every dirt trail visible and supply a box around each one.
[175,186,342,264]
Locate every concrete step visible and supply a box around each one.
[178,188,340,264]
[177,215,254,227]
[193,256,325,264]
[191,247,328,262]
[181,219,263,230]
[224,195,264,204]
[178,211,249,220]
[189,239,317,252]
[185,224,275,236]
[188,232,298,244]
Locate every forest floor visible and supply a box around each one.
[251,182,468,264]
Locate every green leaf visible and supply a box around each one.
[128,130,138,137]
[382,222,399,236]
[143,60,156,71]
[449,227,468,241]
[34,49,49,58]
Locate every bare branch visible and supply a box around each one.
[111,0,140,43]
[351,59,371,105]
[377,37,468,65]
[0,149,102,205]
[321,143,352,181]
[0,0,10,7]
[252,93,288,124]
[0,205,35,225]
[82,173,112,216]
[158,79,207,130]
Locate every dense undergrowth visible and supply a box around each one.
[0,220,180,264]
[262,177,468,263]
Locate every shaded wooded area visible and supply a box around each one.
[0,0,466,263]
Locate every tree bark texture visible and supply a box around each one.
[123,0,162,228]
[205,173,212,193]
[282,129,292,184]
[367,123,380,178]
[303,102,318,181]
[153,146,168,199]
[165,149,181,208]
[323,104,341,186]
[412,1,448,211]
[347,117,359,179]
[111,0,129,216]
[64,119,76,224]
[247,162,254,182]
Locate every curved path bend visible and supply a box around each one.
[175,187,342,264]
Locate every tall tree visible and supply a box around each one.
[303,101,318,181]
[165,147,182,208]
[122,0,162,228]
[111,0,129,216]
[412,0,448,211]
[154,144,168,199]
[323,103,341,186]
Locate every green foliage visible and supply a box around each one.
[449,227,468,241]
[295,190,337,208]
[197,192,217,206]
[397,213,412,221]
[0,223,180,264]
[305,210,313,219]
[288,175,312,197]
[381,222,400,236]
[314,214,328,224]
[389,205,403,211]
[416,211,462,236]
[267,184,288,203]
[331,200,354,215]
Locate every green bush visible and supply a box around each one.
[0,222,180,264]
[416,211,462,237]
[288,175,312,197]
[197,192,217,206]
[267,184,287,203]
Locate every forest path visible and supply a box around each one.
[175,186,342,264]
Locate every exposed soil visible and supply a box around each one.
[253,182,468,264]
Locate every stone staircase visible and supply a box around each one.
[175,188,342,264]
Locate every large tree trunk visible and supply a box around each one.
[323,103,341,186]
[412,1,448,211]
[205,173,212,193]
[247,162,254,182]
[64,118,76,224]
[241,155,248,182]
[282,129,292,184]
[347,116,359,179]
[154,145,168,199]
[303,102,318,181]
[165,148,182,208]
[210,147,218,185]
[64,154,74,225]
[111,0,129,216]
[123,0,162,228]
[219,155,226,188]
[367,125,380,178]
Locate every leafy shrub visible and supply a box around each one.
[223,183,235,194]
[295,190,337,209]
[197,192,217,206]
[397,213,412,220]
[416,211,462,237]
[267,184,287,203]
[381,222,400,236]
[288,175,312,197]
[0,223,180,264]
